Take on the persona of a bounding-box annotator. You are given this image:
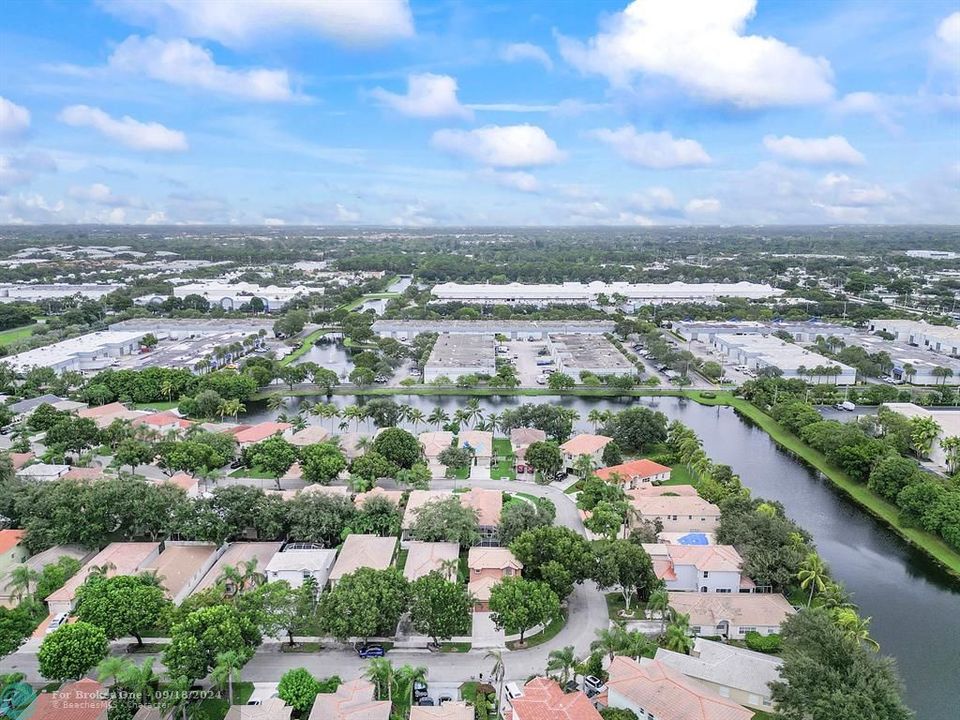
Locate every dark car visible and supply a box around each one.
[356,644,385,658]
[417,698,435,706]
[413,681,428,700]
[229,459,244,469]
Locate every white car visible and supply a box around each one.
[46,612,69,634]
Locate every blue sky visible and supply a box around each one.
[1,0,958,226]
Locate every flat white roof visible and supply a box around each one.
[433,281,783,300]
[4,330,145,371]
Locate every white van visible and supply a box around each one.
[504,682,523,701]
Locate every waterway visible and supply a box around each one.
[244,394,959,719]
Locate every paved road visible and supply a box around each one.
[0,478,609,685]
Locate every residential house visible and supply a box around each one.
[336,432,369,460]
[309,678,390,720]
[596,459,671,488]
[559,434,613,474]
[232,422,293,449]
[328,534,397,586]
[654,638,782,712]
[157,472,202,498]
[509,677,601,720]
[141,541,222,605]
[459,487,502,545]
[9,394,70,418]
[402,541,460,583]
[510,427,546,464]
[458,430,493,470]
[132,411,193,437]
[603,656,752,720]
[8,451,35,470]
[192,542,283,595]
[47,542,162,615]
[1,544,90,607]
[225,697,292,720]
[0,530,27,605]
[22,678,110,720]
[667,592,795,640]
[354,486,404,508]
[265,547,337,590]
[410,702,473,720]
[628,484,699,498]
[643,545,754,593]
[402,490,453,544]
[16,463,69,482]
[287,425,330,448]
[629,495,721,533]
[78,402,148,429]
[420,430,454,475]
[467,547,522,612]
[62,466,108,482]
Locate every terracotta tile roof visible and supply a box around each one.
[510,427,546,449]
[667,592,796,629]
[225,697,292,720]
[419,431,454,458]
[309,678,391,720]
[78,402,128,418]
[403,541,460,582]
[62,467,107,481]
[666,545,743,572]
[288,425,330,446]
[510,677,601,720]
[410,702,473,719]
[25,679,110,720]
[47,542,160,604]
[459,487,502,526]
[630,495,721,517]
[468,547,522,571]
[0,529,25,555]
[403,490,453,529]
[193,542,283,594]
[459,430,492,457]
[467,574,500,602]
[605,657,752,720]
[354,487,404,507]
[329,534,397,581]
[133,411,192,429]
[559,434,612,456]
[234,422,292,444]
[9,451,35,470]
[159,472,200,494]
[596,458,672,482]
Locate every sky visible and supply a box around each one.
[0,0,958,227]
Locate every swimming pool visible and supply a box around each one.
[676,532,709,545]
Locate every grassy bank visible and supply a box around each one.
[0,324,37,346]
[252,385,690,400]
[691,391,960,578]
[278,327,338,367]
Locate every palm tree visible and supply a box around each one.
[587,409,604,432]
[486,649,505,711]
[364,658,394,702]
[393,664,427,710]
[439,557,460,582]
[5,565,39,602]
[664,613,694,654]
[119,658,158,705]
[940,435,960,474]
[212,651,243,705]
[486,411,501,437]
[453,408,470,429]
[428,407,449,429]
[818,581,854,610]
[343,405,364,432]
[546,645,576,686]
[623,630,655,661]
[591,625,628,663]
[834,608,880,651]
[160,379,175,403]
[647,587,670,636]
[159,675,192,720]
[266,393,285,412]
[797,553,829,606]
[96,657,132,687]
[573,453,595,479]
[407,408,426,432]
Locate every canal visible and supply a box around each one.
[246,393,959,719]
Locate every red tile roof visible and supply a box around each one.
[511,678,601,720]
[25,679,110,720]
[0,529,25,555]
[233,422,292,444]
[596,458,672,482]
[559,434,612,456]
[9,451,35,470]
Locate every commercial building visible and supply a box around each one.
[431,281,784,309]
[653,638,782,712]
[882,403,960,472]
[712,333,856,384]
[3,330,147,374]
[423,333,496,382]
[850,332,960,385]
[603,656,752,720]
[136,281,313,312]
[548,333,634,377]
[675,320,859,345]
[868,319,960,358]
[372,319,616,340]
[0,283,121,302]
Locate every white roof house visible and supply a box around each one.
[265,547,338,589]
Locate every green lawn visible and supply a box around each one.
[605,592,646,622]
[662,463,696,486]
[506,610,567,650]
[133,401,179,411]
[191,682,253,719]
[441,642,472,653]
[492,438,516,480]
[0,324,37,346]
[395,549,409,572]
[690,391,960,578]
[228,466,277,479]
[278,327,337,367]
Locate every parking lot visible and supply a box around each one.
[500,338,554,386]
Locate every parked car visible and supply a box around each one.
[417,698,436,706]
[584,675,606,696]
[355,644,385,658]
[46,612,69,635]
[439,695,453,705]
[229,459,244,469]
[413,681,428,700]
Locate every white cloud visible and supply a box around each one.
[628,186,678,211]
[68,183,141,207]
[108,35,296,102]
[558,0,834,107]
[763,134,865,165]
[590,126,711,168]
[370,74,472,119]
[818,173,891,207]
[100,0,414,47]
[685,197,721,215]
[0,97,31,139]
[478,168,540,192]
[501,42,553,70]
[833,92,900,132]
[263,217,286,226]
[59,105,188,152]
[933,12,960,69]
[431,124,564,168]
[335,203,360,222]
[0,156,31,191]
[391,202,438,227]
[0,193,65,223]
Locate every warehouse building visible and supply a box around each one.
[372,319,616,340]
[136,281,313,312]
[431,281,784,309]
[4,330,147,374]
[423,333,497,382]
[868,319,960,358]
[712,333,857,384]
[0,283,122,302]
[548,333,634,377]
[675,320,859,345]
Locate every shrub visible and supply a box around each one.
[745,631,782,653]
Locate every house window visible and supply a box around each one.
[474,568,481,575]
[702,571,709,578]
[717,588,731,593]
[691,626,701,634]
[504,568,513,576]
[302,571,311,580]
[741,626,756,633]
